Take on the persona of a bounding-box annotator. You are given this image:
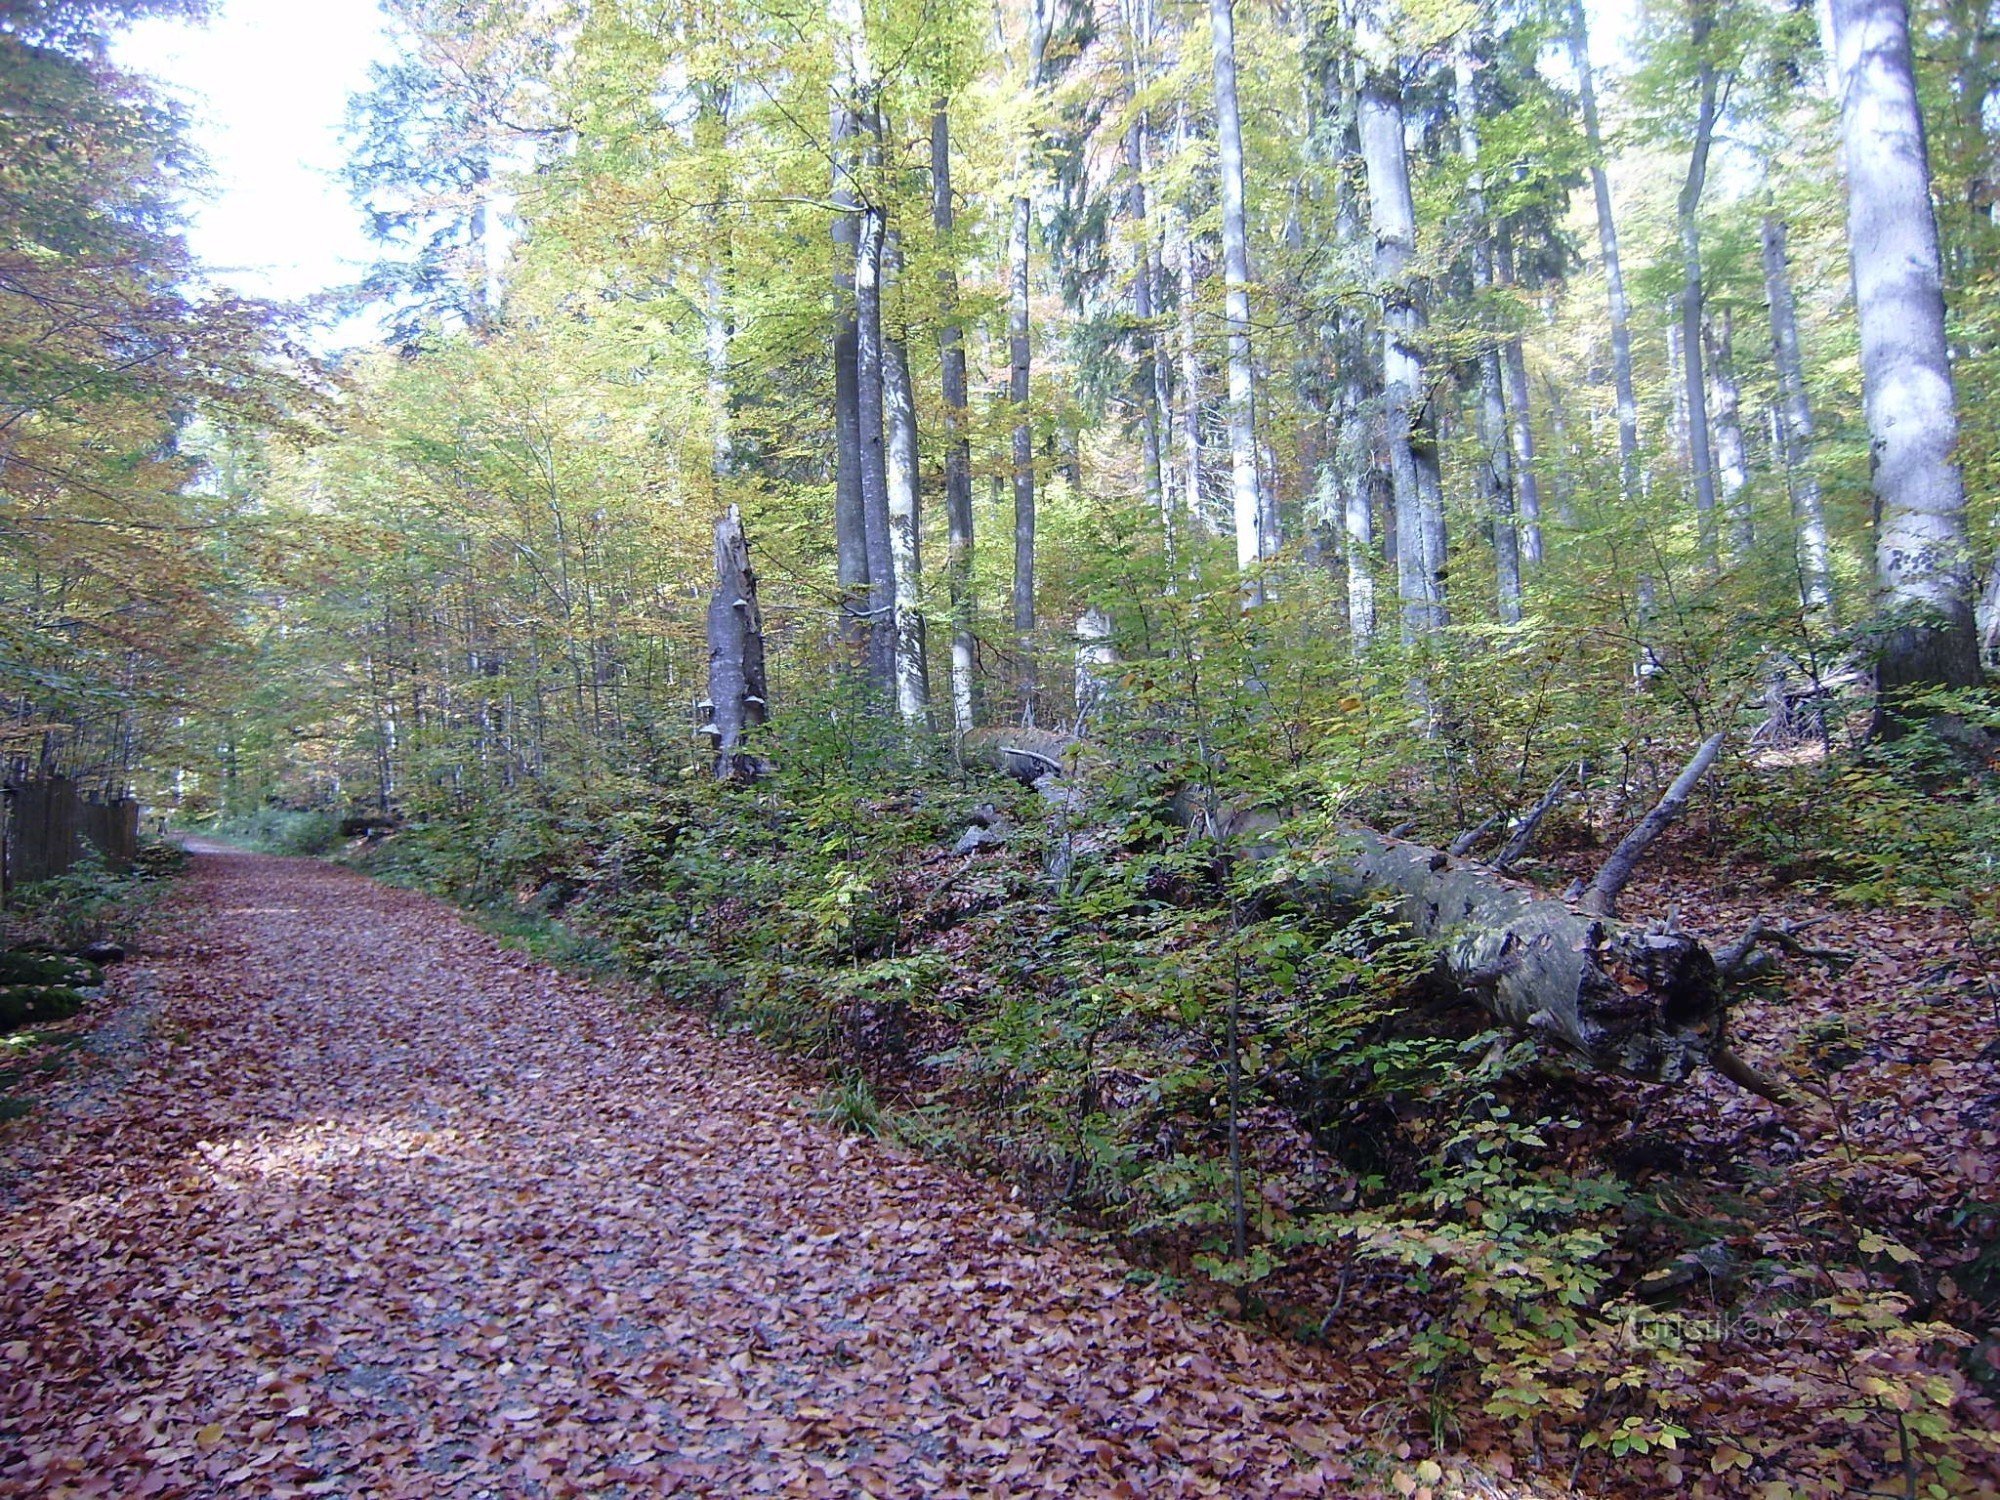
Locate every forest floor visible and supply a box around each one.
[0,847,1542,1499]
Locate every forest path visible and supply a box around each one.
[0,849,1412,1498]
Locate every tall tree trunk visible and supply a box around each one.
[1705,305,1752,558]
[1121,10,1172,573]
[1666,310,1690,465]
[1567,0,1640,499]
[1009,187,1037,717]
[932,105,978,735]
[1678,5,1722,565]
[703,259,732,482]
[1456,39,1520,625]
[1357,8,1444,641]
[855,155,896,693]
[884,227,930,724]
[1011,0,1053,721]
[1829,0,1984,697]
[1128,104,1168,576]
[829,55,869,657]
[1209,0,1271,603]
[1496,228,1542,568]
[1173,193,1205,537]
[1760,212,1832,612]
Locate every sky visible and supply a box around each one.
[114,0,394,311]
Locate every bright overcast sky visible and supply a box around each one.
[114,0,392,311]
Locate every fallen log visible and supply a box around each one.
[962,727,1728,1086]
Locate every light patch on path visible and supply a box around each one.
[0,850,1537,1497]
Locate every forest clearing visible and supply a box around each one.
[5,0,2000,1492]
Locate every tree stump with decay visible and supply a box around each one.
[701,505,769,781]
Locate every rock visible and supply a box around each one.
[952,826,1009,856]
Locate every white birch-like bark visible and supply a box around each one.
[1705,305,1752,558]
[1830,0,1983,691]
[1496,230,1542,567]
[1357,0,1444,640]
[884,229,929,724]
[1678,5,1722,564]
[1456,39,1520,625]
[1761,213,1832,612]
[932,106,978,734]
[1209,0,1272,603]
[855,152,895,691]
[828,1,868,653]
[1010,0,1053,719]
[1121,0,1171,574]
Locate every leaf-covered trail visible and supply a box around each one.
[0,850,1436,1498]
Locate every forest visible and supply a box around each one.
[4,0,2000,1492]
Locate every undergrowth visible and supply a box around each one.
[298,657,2000,1498]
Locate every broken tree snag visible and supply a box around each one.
[702,505,769,781]
[1578,732,1725,917]
[1296,830,1726,1083]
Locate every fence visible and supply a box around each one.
[4,779,140,888]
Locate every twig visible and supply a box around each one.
[1712,1043,1797,1106]
[1720,914,1853,981]
[1578,733,1726,917]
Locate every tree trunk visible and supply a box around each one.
[963,727,1729,1086]
[1829,0,1984,698]
[1705,305,1752,559]
[933,105,978,735]
[1456,39,1520,625]
[1679,8,1722,565]
[1761,213,1832,613]
[829,56,869,657]
[704,505,768,781]
[1567,0,1640,500]
[1496,228,1543,568]
[1172,102,1205,541]
[702,258,732,483]
[1357,6,1444,642]
[1979,555,2000,666]
[884,228,930,725]
[855,165,896,692]
[1210,0,1271,603]
[1011,0,1053,721]
[1121,5,1172,575]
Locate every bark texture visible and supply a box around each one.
[1830,0,1984,695]
[883,252,930,726]
[1357,8,1445,641]
[1678,6,1721,563]
[932,106,978,735]
[1456,41,1520,625]
[1761,214,1832,612]
[1705,306,1751,558]
[1210,0,1272,602]
[704,506,768,781]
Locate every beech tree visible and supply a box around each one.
[1828,0,1984,696]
